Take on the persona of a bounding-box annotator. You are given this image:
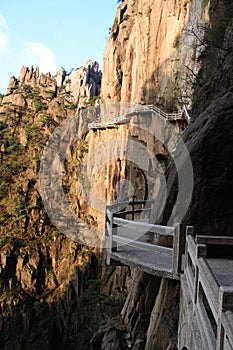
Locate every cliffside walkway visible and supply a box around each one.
[88,104,190,129]
[105,201,233,349]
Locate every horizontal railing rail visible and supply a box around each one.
[112,235,173,255]
[116,207,152,216]
[196,235,233,246]
[113,217,174,236]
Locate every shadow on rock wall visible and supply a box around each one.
[159,0,233,235]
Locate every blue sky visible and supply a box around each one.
[0,0,118,93]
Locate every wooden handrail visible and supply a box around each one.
[113,217,174,235]
[107,218,233,348]
[112,234,173,255]
[116,208,152,216]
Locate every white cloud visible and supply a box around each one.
[0,15,9,54]
[22,42,57,73]
[0,14,9,32]
[0,31,8,52]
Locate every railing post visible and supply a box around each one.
[185,227,198,305]
[217,287,225,350]
[196,244,207,258]
[193,264,199,305]
[194,244,207,307]
[185,226,194,268]
[105,207,111,264]
[186,226,194,236]
[112,213,118,252]
[105,211,108,249]
[108,212,116,253]
[109,211,113,253]
[172,223,185,275]
[131,196,135,221]
[217,287,226,350]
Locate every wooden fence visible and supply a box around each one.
[88,104,190,129]
[105,199,184,277]
[184,227,233,350]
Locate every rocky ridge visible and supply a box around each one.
[5,59,102,106]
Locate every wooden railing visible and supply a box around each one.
[124,104,183,120]
[88,104,190,129]
[105,199,184,277]
[106,204,233,348]
[184,227,233,350]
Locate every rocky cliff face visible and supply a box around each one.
[162,15,233,234]
[0,235,98,349]
[69,111,184,231]
[0,62,127,349]
[102,0,210,110]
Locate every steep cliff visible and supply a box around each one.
[69,114,183,230]
[0,62,127,349]
[160,1,233,233]
[1,0,233,349]
[95,0,233,349]
[102,0,210,110]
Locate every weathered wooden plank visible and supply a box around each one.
[186,234,197,262]
[110,249,177,279]
[198,257,219,320]
[196,235,233,245]
[172,224,184,274]
[116,208,152,216]
[113,217,174,235]
[195,299,216,350]
[185,264,195,296]
[221,310,233,347]
[112,234,173,255]
[114,225,153,242]
[207,259,233,287]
